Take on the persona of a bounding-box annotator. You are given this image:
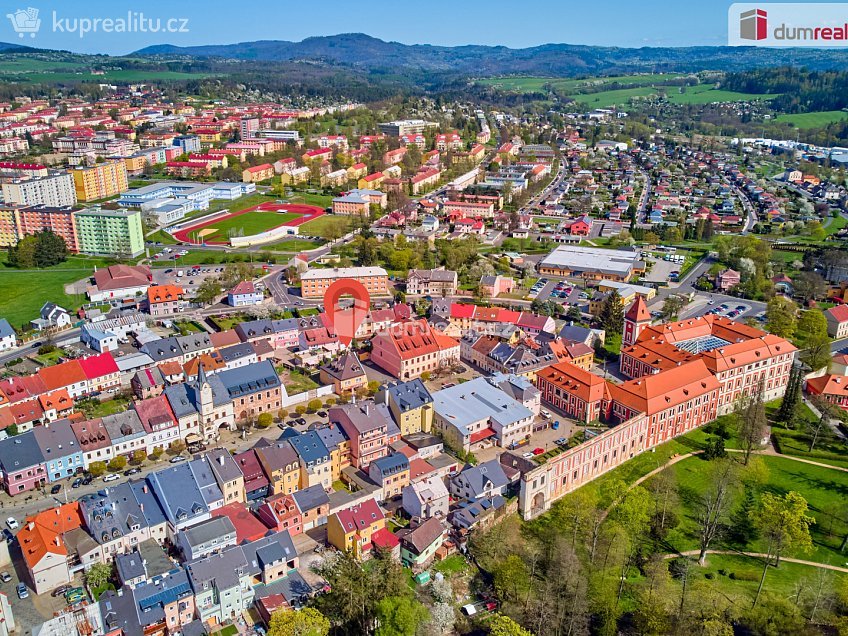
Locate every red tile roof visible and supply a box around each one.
[78,353,119,380]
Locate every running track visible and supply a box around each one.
[171,203,326,244]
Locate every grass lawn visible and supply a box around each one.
[147,229,179,245]
[825,213,848,236]
[174,320,206,335]
[214,626,238,636]
[264,238,324,252]
[300,214,352,238]
[280,369,320,394]
[78,396,131,419]
[571,86,659,108]
[0,255,114,328]
[91,582,116,600]
[665,85,779,105]
[433,554,470,575]
[653,454,848,566]
[477,73,685,94]
[35,348,64,366]
[193,211,300,243]
[771,428,848,469]
[287,191,334,209]
[774,110,848,128]
[210,315,251,331]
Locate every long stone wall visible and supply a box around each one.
[518,413,651,519]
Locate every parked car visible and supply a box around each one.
[124,467,141,476]
[0,572,11,583]
[2,529,14,543]
[103,473,119,482]
[555,438,568,446]
[5,518,18,530]
[532,447,545,455]
[16,583,27,599]
[316,411,327,418]
[82,475,93,485]
[51,584,72,597]
[169,455,186,464]
[50,484,62,495]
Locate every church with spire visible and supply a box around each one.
[622,295,651,347]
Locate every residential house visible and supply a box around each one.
[368,452,410,500]
[450,459,511,501]
[319,351,368,395]
[254,440,301,496]
[287,431,332,490]
[176,516,238,561]
[826,305,848,339]
[147,285,184,317]
[327,499,393,559]
[0,431,46,494]
[32,420,84,482]
[398,517,446,568]
[370,319,460,380]
[330,401,393,469]
[227,281,264,307]
[291,484,330,531]
[256,493,303,537]
[378,379,433,436]
[401,475,449,519]
[405,269,458,297]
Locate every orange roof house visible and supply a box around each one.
[18,502,85,594]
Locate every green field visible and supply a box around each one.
[774,110,848,128]
[477,74,776,108]
[197,212,300,243]
[653,454,848,566]
[0,57,218,84]
[0,255,115,328]
[287,191,334,208]
[264,238,324,252]
[300,214,353,238]
[477,73,686,93]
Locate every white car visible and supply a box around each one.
[103,473,119,482]
[5,518,17,530]
[540,409,551,419]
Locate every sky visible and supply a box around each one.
[0,0,832,54]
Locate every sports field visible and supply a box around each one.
[172,203,325,245]
[774,110,848,128]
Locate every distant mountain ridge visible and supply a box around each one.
[133,33,848,75]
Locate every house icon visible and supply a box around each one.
[739,8,767,41]
[6,7,41,38]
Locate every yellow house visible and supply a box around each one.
[124,155,146,174]
[383,379,434,436]
[357,172,384,190]
[256,444,302,496]
[319,425,352,482]
[195,130,221,143]
[319,351,368,395]
[327,499,390,559]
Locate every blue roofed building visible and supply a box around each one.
[287,430,332,490]
[368,452,410,500]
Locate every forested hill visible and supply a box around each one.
[723,67,848,114]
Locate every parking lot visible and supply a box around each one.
[475,415,578,463]
[151,264,227,289]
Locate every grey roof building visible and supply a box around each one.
[177,516,237,560]
[79,481,147,547]
[216,360,280,400]
[292,484,330,515]
[147,464,210,530]
[0,431,45,475]
[287,430,330,468]
[381,379,433,413]
[450,459,511,501]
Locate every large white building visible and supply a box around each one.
[1,173,77,208]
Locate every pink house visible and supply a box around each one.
[715,269,741,292]
[0,432,47,495]
[479,275,515,298]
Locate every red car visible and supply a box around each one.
[532,447,544,455]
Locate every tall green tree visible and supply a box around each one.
[488,614,534,636]
[752,491,815,607]
[777,363,803,427]
[796,309,831,371]
[599,290,625,335]
[374,596,428,636]
[268,607,330,636]
[765,296,797,339]
[736,380,767,465]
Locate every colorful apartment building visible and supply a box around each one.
[370,319,460,380]
[300,266,389,299]
[71,161,128,201]
[74,207,144,257]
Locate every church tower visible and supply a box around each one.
[196,363,214,418]
[623,295,651,347]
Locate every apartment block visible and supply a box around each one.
[74,207,144,257]
[71,161,129,202]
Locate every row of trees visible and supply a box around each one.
[7,229,69,269]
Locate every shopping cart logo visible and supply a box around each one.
[6,7,41,38]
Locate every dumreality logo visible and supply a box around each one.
[740,8,768,40]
